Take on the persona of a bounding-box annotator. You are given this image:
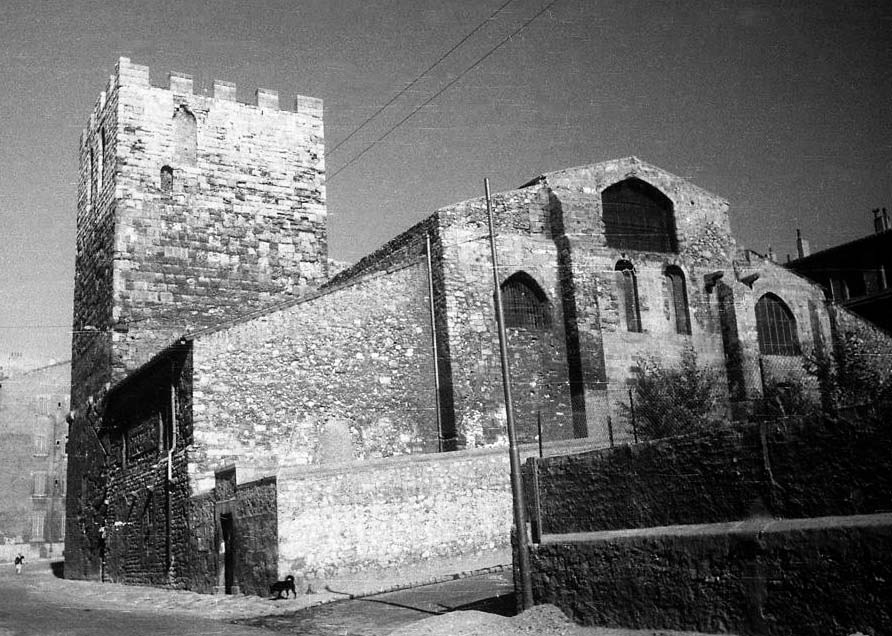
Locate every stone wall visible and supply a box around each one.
[234,477,278,596]
[98,347,193,587]
[531,514,892,636]
[525,416,892,535]
[275,446,514,580]
[109,57,326,380]
[189,263,438,492]
[435,186,576,448]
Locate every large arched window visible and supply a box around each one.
[616,260,642,332]
[665,265,691,335]
[173,105,197,166]
[755,294,800,356]
[501,272,550,330]
[602,178,677,253]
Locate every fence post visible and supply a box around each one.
[528,457,542,544]
[628,387,638,444]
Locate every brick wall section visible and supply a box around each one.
[526,416,892,535]
[98,348,193,586]
[531,514,892,636]
[189,263,437,492]
[275,447,513,580]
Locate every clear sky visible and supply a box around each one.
[1,0,890,367]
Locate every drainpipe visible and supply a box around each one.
[166,362,177,582]
[425,233,444,452]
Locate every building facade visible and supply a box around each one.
[787,209,892,333]
[0,361,69,557]
[66,59,885,592]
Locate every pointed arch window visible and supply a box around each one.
[602,178,677,253]
[755,294,800,356]
[501,272,550,330]
[616,260,642,332]
[665,265,691,335]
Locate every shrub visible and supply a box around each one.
[622,347,724,440]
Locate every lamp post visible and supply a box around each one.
[484,178,534,610]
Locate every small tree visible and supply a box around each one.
[622,347,724,440]
[806,332,892,417]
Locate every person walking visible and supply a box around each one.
[14,553,24,574]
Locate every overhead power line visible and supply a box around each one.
[329,0,517,157]
[328,0,562,183]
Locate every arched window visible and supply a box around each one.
[173,105,197,166]
[602,178,677,253]
[501,272,550,330]
[160,165,174,192]
[616,260,642,332]
[755,294,800,356]
[665,265,691,335]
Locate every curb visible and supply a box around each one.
[322,563,511,601]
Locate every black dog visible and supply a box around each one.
[270,574,297,599]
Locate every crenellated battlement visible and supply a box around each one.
[112,57,322,116]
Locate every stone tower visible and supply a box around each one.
[71,57,326,405]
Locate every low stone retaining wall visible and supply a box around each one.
[531,514,892,636]
[525,416,892,534]
[275,437,605,581]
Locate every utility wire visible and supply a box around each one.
[329,0,517,157]
[328,0,562,183]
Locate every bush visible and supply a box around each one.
[622,348,724,440]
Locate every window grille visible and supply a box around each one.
[616,260,642,332]
[665,266,691,335]
[755,294,800,356]
[602,178,677,253]
[501,273,550,330]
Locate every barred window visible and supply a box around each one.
[616,260,642,332]
[755,294,800,356]
[665,266,691,335]
[501,272,550,330]
[602,178,677,253]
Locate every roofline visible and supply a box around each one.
[787,228,892,267]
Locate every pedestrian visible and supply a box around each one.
[14,553,24,574]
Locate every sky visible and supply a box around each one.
[1,0,890,369]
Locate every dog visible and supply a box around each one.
[270,574,297,599]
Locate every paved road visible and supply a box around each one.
[238,571,516,635]
[0,568,272,636]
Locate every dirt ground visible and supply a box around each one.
[389,604,732,636]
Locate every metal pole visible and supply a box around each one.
[425,234,444,453]
[629,387,638,444]
[484,178,534,610]
[537,410,543,459]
